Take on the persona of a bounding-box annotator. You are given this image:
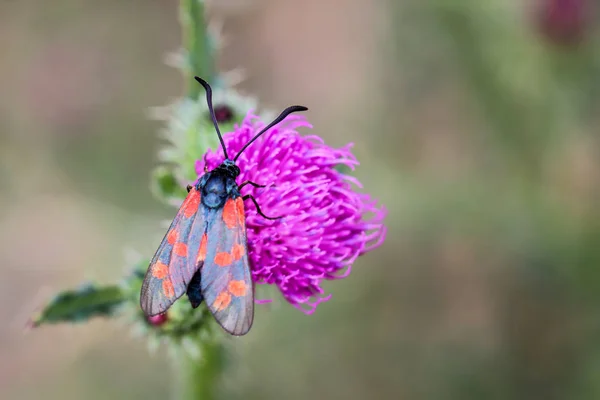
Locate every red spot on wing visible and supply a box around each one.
[228,280,248,297]
[183,190,201,218]
[222,198,237,229]
[214,252,233,267]
[235,197,245,227]
[197,234,208,263]
[162,279,175,298]
[173,242,188,257]
[212,291,232,311]
[231,243,245,260]
[152,261,169,279]
[167,229,178,245]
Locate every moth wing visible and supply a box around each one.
[201,196,254,336]
[140,187,208,316]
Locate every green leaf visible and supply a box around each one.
[30,283,126,327]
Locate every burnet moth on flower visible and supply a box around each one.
[140,77,308,336]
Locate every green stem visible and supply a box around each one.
[172,335,226,400]
[170,2,224,399]
[180,0,215,99]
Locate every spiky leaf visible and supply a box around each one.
[30,283,126,327]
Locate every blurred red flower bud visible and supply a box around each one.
[147,313,168,326]
[538,0,589,46]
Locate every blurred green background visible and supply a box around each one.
[2,0,600,399]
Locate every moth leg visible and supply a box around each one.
[239,180,269,190]
[242,195,283,220]
[186,185,193,193]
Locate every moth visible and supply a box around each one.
[140,76,307,335]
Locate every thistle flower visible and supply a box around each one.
[148,88,266,203]
[195,112,386,314]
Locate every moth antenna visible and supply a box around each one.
[195,76,229,160]
[233,105,308,161]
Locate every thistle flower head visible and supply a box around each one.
[195,112,386,313]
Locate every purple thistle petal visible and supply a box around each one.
[194,112,387,314]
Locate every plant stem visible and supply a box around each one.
[180,0,215,99]
[170,2,224,399]
[172,336,226,400]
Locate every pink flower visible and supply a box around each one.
[195,112,386,314]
